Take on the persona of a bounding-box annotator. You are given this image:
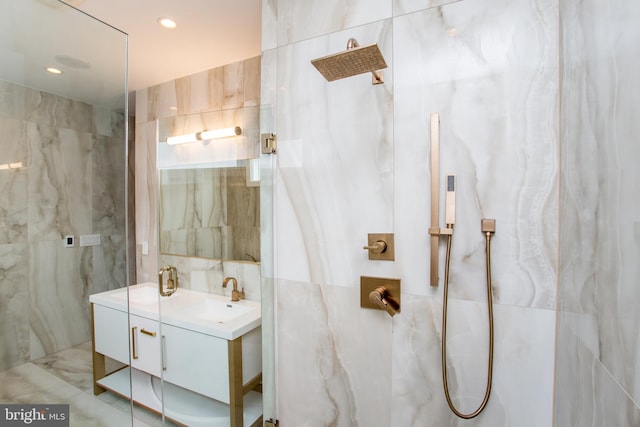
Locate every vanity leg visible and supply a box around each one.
[228,337,243,427]
[91,304,106,395]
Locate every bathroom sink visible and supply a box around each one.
[90,283,261,340]
[190,299,256,323]
[164,295,261,339]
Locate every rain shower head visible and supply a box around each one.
[311,38,388,85]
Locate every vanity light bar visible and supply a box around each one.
[0,161,24,170]
[166,126,242,145]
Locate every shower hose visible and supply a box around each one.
[441,224,495,419]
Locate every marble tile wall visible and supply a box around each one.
[0,81,127,370]
[134,56,262,299]
[265,0,559,425]
[556,0,640,423]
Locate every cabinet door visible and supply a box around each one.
[130,314,162,377]
[93,304,129,364]
[161,324,230,403]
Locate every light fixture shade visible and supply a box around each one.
[165,126,242,145]
[200,126,242,140]
[166,133,198,145]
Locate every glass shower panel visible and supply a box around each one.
[154,106,268,427]
[0,0,130,425]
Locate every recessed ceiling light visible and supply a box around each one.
[45,67,63,75]
[157,17,177,29]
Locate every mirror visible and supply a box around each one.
[158,160,260,261]
[157,105,262,263]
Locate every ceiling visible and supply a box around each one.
[0,0,262,108]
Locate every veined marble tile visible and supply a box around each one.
[134,121,158,284]
[93,134,126,236]
[262,0,277,51]
[276,279,392,426]
[29,240,92,359]
[393,0,463,16]
[275,20,394,287]
[393,0,559,309]
[146,81,178,122]
[276,0,392,46]
[0,363,140,426]
[0,118,28,244]
[392,295,555,426]
[27,123,93,241]
[25,90,93,133]
[0,243,30,371]
[0,80,27,119]
[554,321,640,426]
[559,0,640,408]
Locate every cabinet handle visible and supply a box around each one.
[141,328,157,337]
[161,335,167,371]
[131,327,138,360]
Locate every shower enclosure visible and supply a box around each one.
[0,0,131,423]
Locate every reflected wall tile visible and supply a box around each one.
[0,243,30,371]
[393,0,559,308]
[276,20,394,287]
[27,123,93,241]
[134,121,158,283]
[158,254,261,302]
[0,168,28,245]
[0,81,27,119]
[93,134,126,236]
[25,91,92,133]
[276,279,392,426]
[392,295,554,426]
[277,0,392,45]
[90,235,127,294]
[393,0,462,15]
[29,241,91,359]
[92,106,126,138]
[0,116,27,166]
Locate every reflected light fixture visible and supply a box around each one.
[158,17,177,29]
[0,161,25,170]
[45,67,63,75]
[166,126,242,145]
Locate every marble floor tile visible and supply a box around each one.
[1,342,172,427]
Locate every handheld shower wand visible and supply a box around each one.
[429,113,496,419]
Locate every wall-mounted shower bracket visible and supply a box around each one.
[261,133,277,154]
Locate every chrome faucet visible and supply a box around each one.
[222,276,245,302]
[158,265,178,297]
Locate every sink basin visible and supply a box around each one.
[190,299,256,323]
[90,283,261,339]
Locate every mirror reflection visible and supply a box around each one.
[159,160,260,262]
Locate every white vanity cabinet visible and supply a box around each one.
[90,284,263,427]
